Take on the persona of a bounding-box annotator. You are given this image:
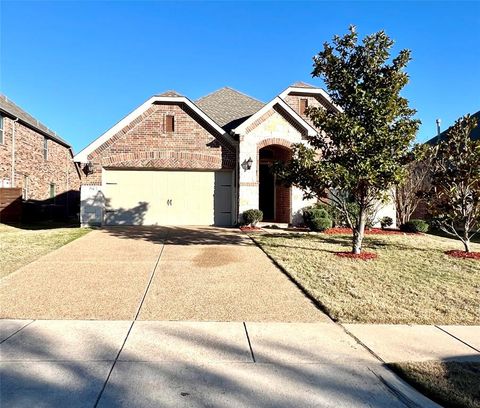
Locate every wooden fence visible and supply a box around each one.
[0,188,22,223]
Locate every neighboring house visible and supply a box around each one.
[411,109,480,220]
[0,94,81,220]
[427,110,480,144]
[74,82,396,227]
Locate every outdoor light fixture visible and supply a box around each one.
[242,157,253,171]
[84,162,94,175]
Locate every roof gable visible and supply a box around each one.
[74,94,231,162]
[196,87,264,131]
[231,97,317,137]
[279,85,342,113]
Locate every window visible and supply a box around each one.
[0,114,4,144]
[49,183,56,199]
[299,98,309,115]
[43,137,48,160]
[165,115,175,132]
[22,175,29,200]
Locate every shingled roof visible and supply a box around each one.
[290,81,317,88]
[0,94,70,147]
[427,110,480,144]
[196,87,264,131]
[155,90,183,97]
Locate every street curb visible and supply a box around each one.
[368,365,443,408]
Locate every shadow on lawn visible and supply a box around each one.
[257,232,441,254]
[389,360,480,408]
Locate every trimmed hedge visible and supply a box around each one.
[380,216,393,230]
[243,209,263,226]
[400,219,429,233]
[304,208,333,232]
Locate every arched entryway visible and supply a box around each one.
[258,144,292,223]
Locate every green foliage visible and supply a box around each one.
[275,26,419,253]
[422,114,480,252]
[303,207,333,232]
[242,209,263,226]
[380,216,394,230]
[400,219,429,233]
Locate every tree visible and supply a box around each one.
[276,26,420,254]
[423,114,480,252]
[395,144,432,225]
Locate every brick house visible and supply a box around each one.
[74,83,396,226]
[0,94,81,220]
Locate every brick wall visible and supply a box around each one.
[283,94,329,128]
[83,102,236,185]
[0,116,80,201]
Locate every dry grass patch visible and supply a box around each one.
[0,223,90,278]
[390,361,480,408]
[251,232,480,324]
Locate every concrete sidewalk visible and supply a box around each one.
[0,319,443,408]
[344,324,480,363]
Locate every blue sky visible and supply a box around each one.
[1,1,479,153]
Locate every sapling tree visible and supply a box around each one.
[395,144,432,225]
[276,26,419,254]
[423,114,480,252]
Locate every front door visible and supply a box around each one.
[259,164,275,221]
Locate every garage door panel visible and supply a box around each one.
[103,170,232,226]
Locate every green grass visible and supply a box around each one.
[0,223,91,278]
[251,232,480,324]
[390,361,480,408]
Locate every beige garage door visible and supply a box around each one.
[103,169,233,226]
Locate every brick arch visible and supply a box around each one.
[256,139,292,224]
[257,138,292,150]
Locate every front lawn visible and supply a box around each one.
[251,232,480,324]
[390,361,480,408]
[0,223,91,278]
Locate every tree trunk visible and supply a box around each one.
[462,237,471,253]
[352,209,367,254]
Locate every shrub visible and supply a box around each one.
[380,216,393,230]
[313,203,341,226]
[242,209,263,226]
[400,219,429,233]
[303,208,333,232]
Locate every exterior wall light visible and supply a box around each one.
[242,157,253,171]
[84,162,94,175]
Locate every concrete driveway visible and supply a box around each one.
[0,226,326,321]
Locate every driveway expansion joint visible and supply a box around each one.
[93,235,167,408]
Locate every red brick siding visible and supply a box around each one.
[83,102,236,185]
[0,117,80,201]
[283,94,329,129]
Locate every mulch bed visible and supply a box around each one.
[240,226,263,232]
[325,227,419,235]
[445,250,480,260]
[335,251,378,260]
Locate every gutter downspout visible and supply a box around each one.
[11,118,19,187]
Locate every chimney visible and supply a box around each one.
[436,119,441,135]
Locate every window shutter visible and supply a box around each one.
[166,115,175,132]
